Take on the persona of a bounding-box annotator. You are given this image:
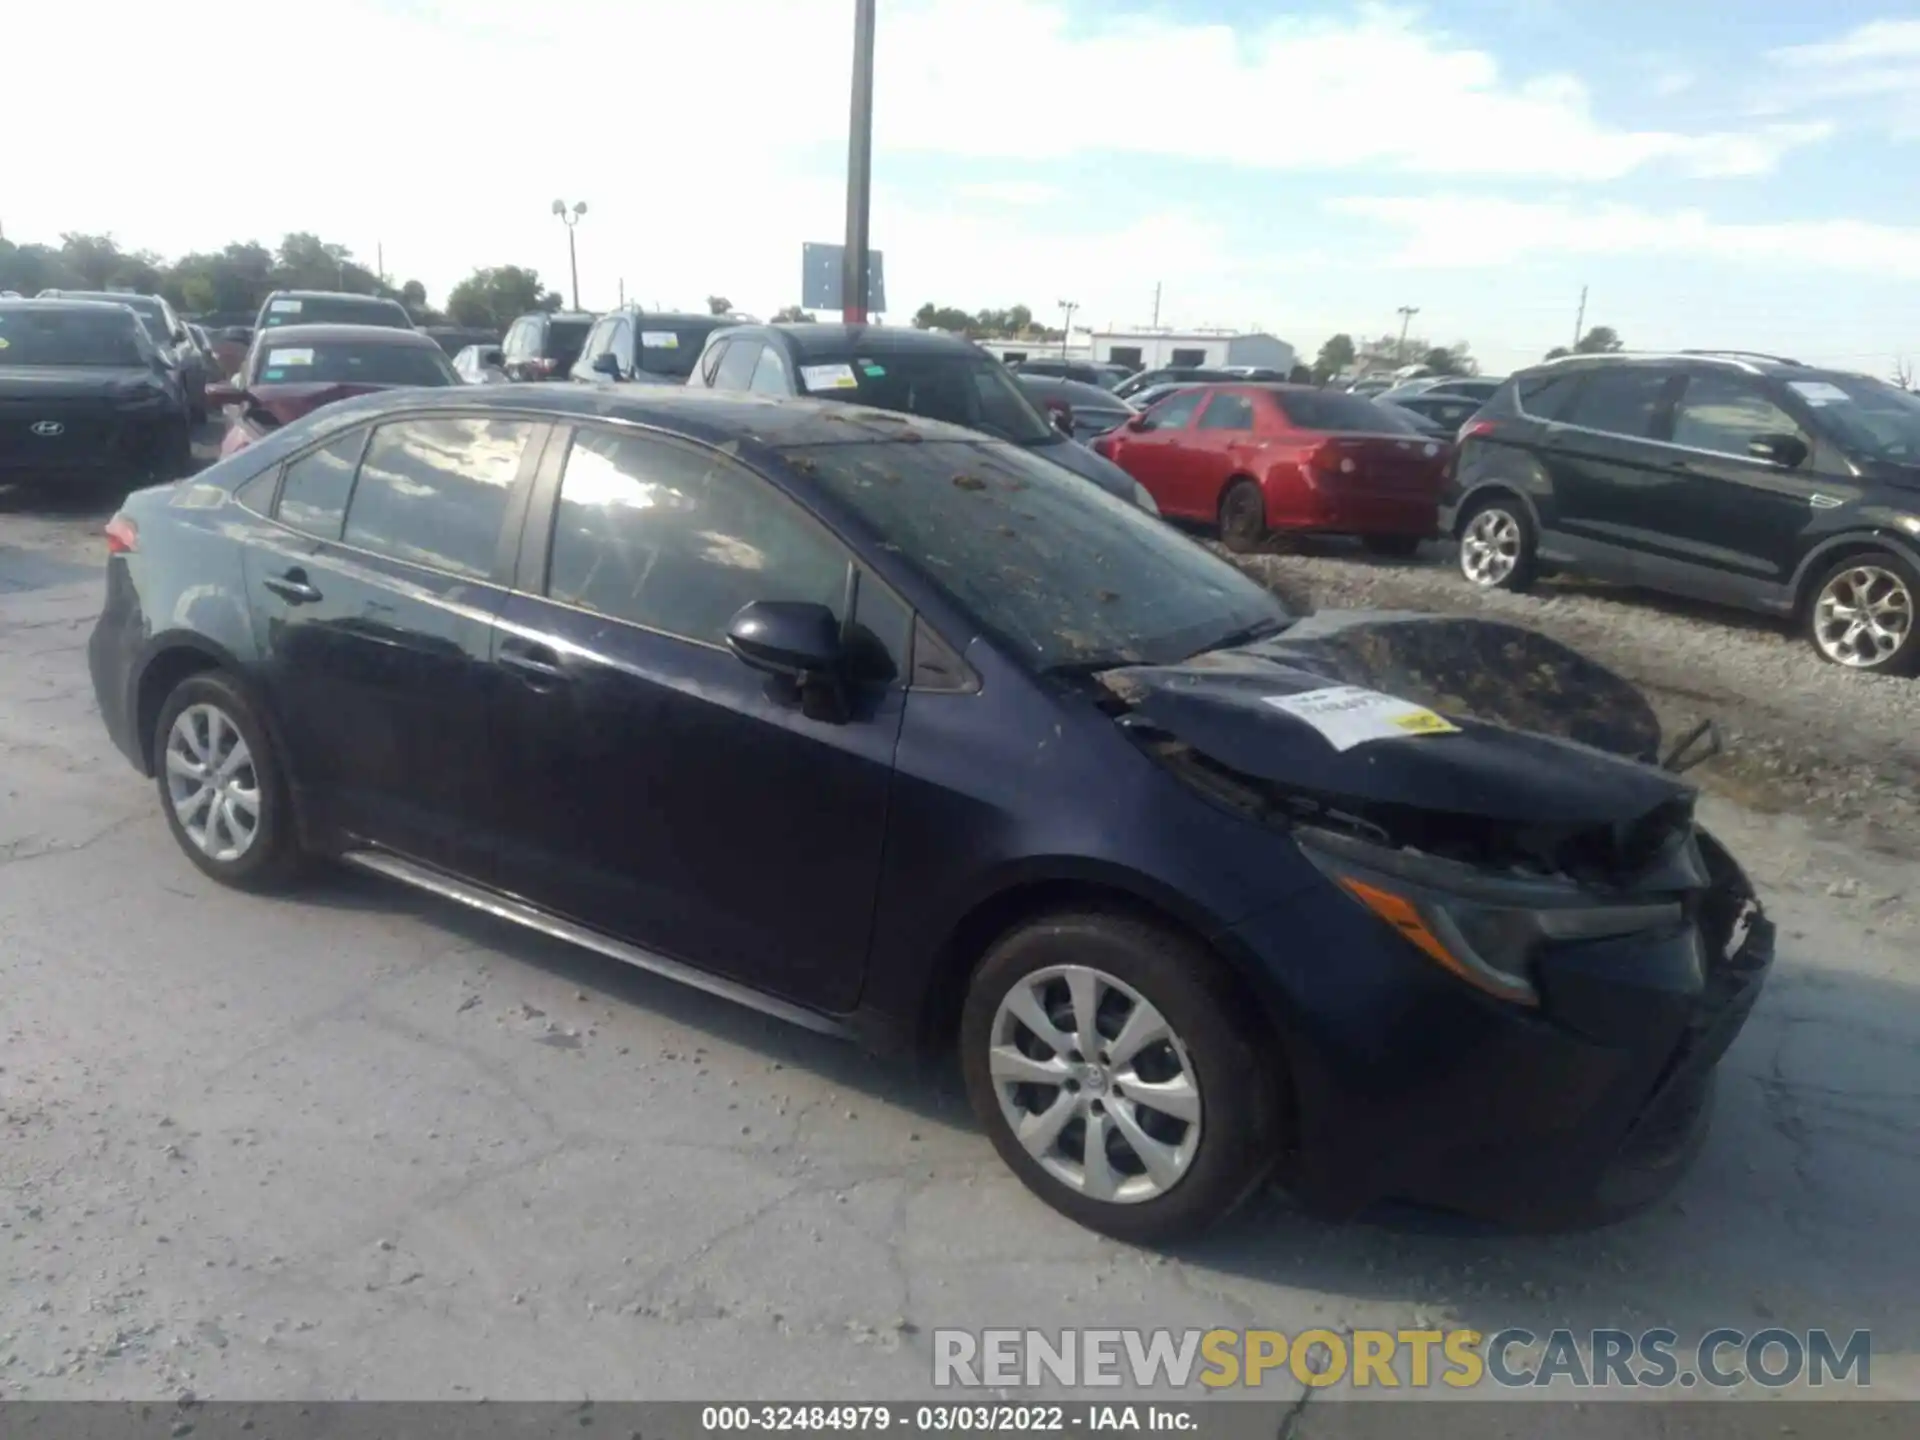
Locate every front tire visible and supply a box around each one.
[960,912,1281,1243]
[1456,495,1537,592]
[153,672,302,890]
[1218,479,1267,554]
[1806,551,1919,675]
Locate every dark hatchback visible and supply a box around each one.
[573,309,738,385]
[1444,352,1920,673]
[0,299,192,489]
[1016,374,1137,444]
[90,385,1773,1241]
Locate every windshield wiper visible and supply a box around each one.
[1185,616,1292,660]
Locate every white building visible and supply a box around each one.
[978,327,1296,374]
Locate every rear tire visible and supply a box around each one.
[1805,550,1920,675]
[1361,534,1423,559]
[153,671,303,891]
[1218,479,1268,554]
[1456,494,1537,593]
[960,911,1281,1244]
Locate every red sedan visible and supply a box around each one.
[1094,384,1448,554]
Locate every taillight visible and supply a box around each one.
[105,514,138,555]
[1459,419,1497,442]
[531,356,558,376]
[1308,441,1357,476]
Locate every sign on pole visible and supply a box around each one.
[801,243,886,314]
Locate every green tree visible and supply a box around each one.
[445,265,561,329]
[1312,332,1357,382]
[1574,325,1623,354]
[707,295,734,315]
[1544,345,1572,360]
[401,279,428,309]
[912,302,978,333]
[771,304,816,323]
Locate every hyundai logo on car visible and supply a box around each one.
[30,420,66,436]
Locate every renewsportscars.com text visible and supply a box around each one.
[933,1327,1871,1391]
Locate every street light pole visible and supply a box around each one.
[842,0,877,324]
[1058,300,1077,358]
[552,199,587,310]
[1395,304,1420,364]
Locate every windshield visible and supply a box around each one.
[1792,375,1920,464]
[261,296,412,330]
[0,308,147,367]
[795,351,1056,444]
[1275,389,1424,434]
[793,438,1289,670]
[635,320,726,378]
[251,341,457,387]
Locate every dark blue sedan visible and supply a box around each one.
[87,384,1772,1241]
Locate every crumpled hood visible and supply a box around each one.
[1100,611,1687,831]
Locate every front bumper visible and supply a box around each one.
[1232,827,1773,1230]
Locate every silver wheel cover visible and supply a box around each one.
[164,703,262,863]
[1460,508,1521,586]
[1813,565,1913,669]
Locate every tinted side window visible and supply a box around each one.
[1672,373,1805,458]
[1514,371,1581,420]
[1197,394,1256,430]
[546,428,850,647]
[699,338,731,386]
[714,339,762,391]
[1563,367,1674,439]
[344,417,536,578]
[749,346,789,395]
[274,430,366,539]
[1147,390,1206,429]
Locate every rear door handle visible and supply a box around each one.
[263,569,322,604]
[499,638,568,685]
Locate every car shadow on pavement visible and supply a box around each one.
[286,863,976,1129]
[286,862,1920,1365]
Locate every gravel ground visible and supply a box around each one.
[1218,540,1920,860]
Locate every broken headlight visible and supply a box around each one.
[1296,827,1692,1007]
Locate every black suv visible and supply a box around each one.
[572,309,737,385]
[500,310,598,381]
[1443,352,1920,674]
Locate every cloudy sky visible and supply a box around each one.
[10,1,1919,372]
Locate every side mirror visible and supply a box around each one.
[1748,432,1808,468]
[1045,400,1075,435]
[591,351,622,379]
[206,381,246,408]
[1125,413,1153,432]
[728,600,851,722]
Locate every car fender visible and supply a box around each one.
[1787,526,1920,612]
[1445,474,1546,537]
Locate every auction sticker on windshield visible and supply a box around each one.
[268,300,302,314]
[640,331,680,349]
[1789,380,1851,406]
[1263,685,1460,751]
[266,348,314,367]
[800,363,859,391]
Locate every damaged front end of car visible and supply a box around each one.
[1092,611,1775,1227]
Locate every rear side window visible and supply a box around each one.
[749,347,789,395]
[1146,390,1206,429]
[1514,371,1581,420]
[1562,367,1674,439]
[344,417,537,578]
[1197,394,1256,430]
[545,427,851,648]
[1274,390,1421,434]
[275,431,367,539]
[714,340,762,390]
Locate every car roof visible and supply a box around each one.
[515,310,597,323]
[252,323,443,347]
[0,297,146,319]
[265,290,407,304]
[40,289,164,309]
[256,384,998,454]
[752,324,985,359]
[1017,375,1131,404]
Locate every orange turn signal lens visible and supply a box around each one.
[1337,877,1539,1006]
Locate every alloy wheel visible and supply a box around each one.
[1460,508,1521,586]
[987,964,1203,1205]
[164,703,262,863]
[1813,565,1914,669]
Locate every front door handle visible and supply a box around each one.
[499,639,568,686]
[263,568,322,604]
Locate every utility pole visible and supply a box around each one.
[618,278,626,307]
[1572,284,1588,350]
[1151,282,1161,328]
[1395,305,1420,363]
[1058,300,1078,358]
[552,199,587,310]
[842,0,877,325]
[376,242,385,286]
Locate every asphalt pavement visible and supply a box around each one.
[0,448,1916,1413]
